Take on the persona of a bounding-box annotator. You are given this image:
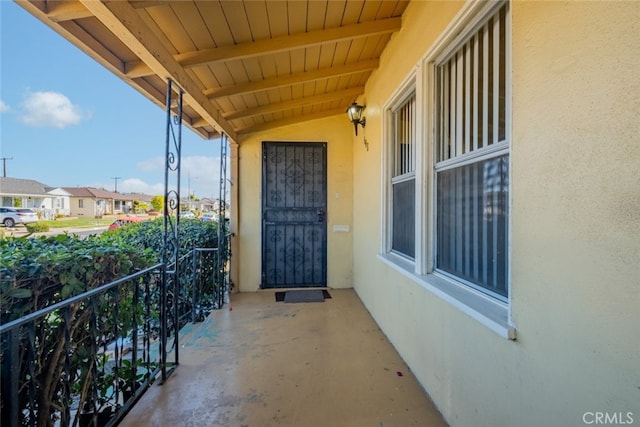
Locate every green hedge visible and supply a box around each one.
[0,234,155,323]
[0,219,223,426]
[1,219,221,321]
[25,222,50,233]
[99,218,220,262]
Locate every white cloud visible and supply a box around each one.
[136,156,164,172]
[118,178,164,195]
[181,156,226,198]
[90,178,164,196]
[20,91,84,128]
[0,100,9,113]
[136,155,229,199]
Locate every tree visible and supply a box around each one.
[150,195,164,211]
[133,200,149,214]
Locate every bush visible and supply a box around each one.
[1,234,155,322]
[100,218,220,262]
[25,222,50,233]
[150,195,164,211]
[1,220,222,321]
[1,218,228,425]
[0,235,157,425]
[100,218,228,314]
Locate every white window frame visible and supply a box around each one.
[391,89,418,259]
[434,3,510,302]
[382,79,422,264]
[378,0,514,339]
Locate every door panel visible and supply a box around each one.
[262,142,327,288]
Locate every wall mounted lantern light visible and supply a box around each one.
[346,102,366,136]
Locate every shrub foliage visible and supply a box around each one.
[0,218,223,426]
[25,222,50,233]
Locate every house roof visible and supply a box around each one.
[62,187,95,198]
[0,177,52,196]
[16,0,408,142]
[89,187,123,199]
[124,193,154,203]
[62,187,135,200]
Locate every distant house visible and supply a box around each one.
[63,187,134,217]
[124,193,154,204]
[199,198,229,217]
[123,193,155,212]
[0,177,71,217]
[198,198,216,212]
[180,196,199,213]
[179,197,226,214]
[113,193,135,214]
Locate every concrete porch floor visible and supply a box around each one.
[120,289,446,427]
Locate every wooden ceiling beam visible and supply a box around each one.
[236,107,346,136]
[204,59,378,100]
[79,0,238,141]
[191,118,209,128]
[127,48,379,82]
[125,61,154,78]
[15,1,124,75]
[224,87,364,120]
[46,1,93,22]
[176,17,402,68]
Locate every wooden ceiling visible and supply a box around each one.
[16,0,409,142]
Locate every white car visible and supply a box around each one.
[0,207,39,227]
[199,213,217,222]
[179,211,196,219]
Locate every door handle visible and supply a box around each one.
[317,209,325,223]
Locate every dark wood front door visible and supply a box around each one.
[261,142,327,288]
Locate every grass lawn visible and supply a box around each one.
[39,217,115,229]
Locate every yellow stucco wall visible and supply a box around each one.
[509,0,640,422]
[69,197,100,217]
[233,1,639,425]
[235,116,354,292]
[349,1,640,426]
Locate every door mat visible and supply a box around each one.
[275,290,331,303]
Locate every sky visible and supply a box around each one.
[0,1,226,201]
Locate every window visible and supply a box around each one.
[379,1,512,336]
[434,4,509,300]
[78,199,84,208]
[390,91,417,259]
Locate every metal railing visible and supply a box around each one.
[0,245,229,427]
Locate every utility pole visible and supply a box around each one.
[0,157,13,177]
[111,176,122,193]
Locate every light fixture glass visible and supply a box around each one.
[346,102,366,136]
